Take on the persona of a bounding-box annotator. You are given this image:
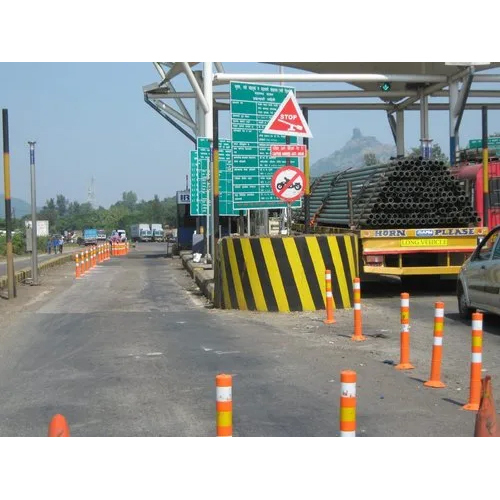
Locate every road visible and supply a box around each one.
[0,242,498,436]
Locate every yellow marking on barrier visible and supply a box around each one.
[220,245,231,309]
[283,238,315,311]
[260,238,289,312]
[343,235,357,280]
[216,411,232,427]
[472,336,482,348]
[305,237,326,306]
[327,237,350,308]
[240,239,267,312]
[340,407,356,422]
[226,239,248,310]
[401,311,409,321]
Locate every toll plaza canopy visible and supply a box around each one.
[143,62,500,255]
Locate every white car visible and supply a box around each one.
[457,224,500,319]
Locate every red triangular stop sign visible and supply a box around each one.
[263,91,313,138]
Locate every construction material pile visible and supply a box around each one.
[305,158,480,229]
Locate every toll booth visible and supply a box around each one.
[176,190,196,250]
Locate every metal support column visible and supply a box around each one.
[449,79,459,166]
[194,71,204,235]
[396,110,405,157]
[203,62,213,261]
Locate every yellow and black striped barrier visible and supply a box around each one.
[218,234,358,312]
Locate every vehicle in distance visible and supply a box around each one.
[130,224,152,242]
[151,223,164,242]
[83,228,98,246]
[97,229,107,242]
[457,224,500,319]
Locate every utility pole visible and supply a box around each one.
[28,141,39,285]
[2,109,16,298]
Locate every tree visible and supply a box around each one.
[56,194,68,216]
[39,198,58,229]
[407,143,449,164]
[122,191,137,211]
[364,152,377,166]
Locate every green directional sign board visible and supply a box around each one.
[190,138,211,216]
[219,138,238,216]
[469,137,500,149]
[189,150,199,216]
[230,81,301,210]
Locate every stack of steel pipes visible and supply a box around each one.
[304,158,480,229]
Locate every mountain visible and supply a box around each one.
[0,194,32,218]
[311,128,397,177]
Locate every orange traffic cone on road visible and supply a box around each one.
[324,269,336,324]
[48,414,70,437]
[474,376,499,437]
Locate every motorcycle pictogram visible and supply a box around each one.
[277,177,302,191]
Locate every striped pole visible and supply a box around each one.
[395,292,414,370]
[324,269,336,324]
[216,373,232,437]
[85,249,89,272]
[463,312,483,411]
[79,252,85,276]
[340,370,356,437]
[424,302,446,388]
[75,253,81,279]
[352,278,365,341]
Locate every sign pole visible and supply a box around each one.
[303,107,310,233]
[2,109,16,299]
[287,203,292,236]
[29,141,39,285]
[203,62,213,261]
[482,106,489,230]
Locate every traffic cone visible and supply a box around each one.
[474,376,499,437]
[48,414,70,437]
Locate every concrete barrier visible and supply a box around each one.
[0,252,77,289]
[217,234,359,312]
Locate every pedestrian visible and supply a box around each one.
[46,238,51,254]
[59,236,64,253]
[53,236,59,254]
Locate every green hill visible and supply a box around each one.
[0,194,32,218]
[312,128,396,177]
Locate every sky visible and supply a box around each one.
[1,62,500,209]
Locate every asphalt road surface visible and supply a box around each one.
[0,242,497,436]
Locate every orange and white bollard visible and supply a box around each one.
[75,253,81,279]
[340,370,356,437]
[424,302,446,388]
[85,249,90,272]
[324,269,336,324]
[48,414,70,437]
[79,252,85,276]
[352,278,365,341]
[395,292,414,370]
[463,312,483,411]
[216,373,232,437]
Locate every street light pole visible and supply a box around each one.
[28,141,39,285]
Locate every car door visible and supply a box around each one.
[483,231,500,313]
[464,227,500,309]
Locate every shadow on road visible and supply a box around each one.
[362,276,457,299]
[446,311,500,336]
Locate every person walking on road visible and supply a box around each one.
[46,238,52,254]
[59,236,64,253]
[53,236,59,254]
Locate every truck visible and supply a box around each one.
[83,228,98,246]
[97,229,107,242]
[130,224,152,242]
[294,158,487,284]
[151,223,164,242]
